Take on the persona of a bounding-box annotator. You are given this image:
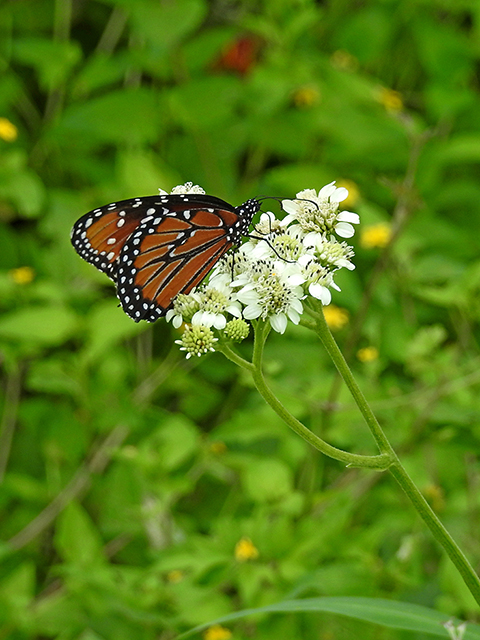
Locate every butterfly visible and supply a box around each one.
[71,192,261,322]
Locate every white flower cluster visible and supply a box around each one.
[166,182,359,358]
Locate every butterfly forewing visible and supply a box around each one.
[71,205,144,278]
[71,193,261,322]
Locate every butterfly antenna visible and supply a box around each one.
[256,195,320,211]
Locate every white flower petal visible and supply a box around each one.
[337,211,360,224]
[213,315,227,329]
[318,182,336,199]
[309,283,332,305]
[192,311,206,326]
[259,211,275,224]
[243,304,262,319]
[250,242,273,260]
[226,303,242,317]
[280,213,296,226]
[337,258,355,270]
[330,187,348,203]
[209,273,233,289]
[281,200,300,215]
[287,308,300,324]
[290,297,304,313]
[297,188,318,200]
[303,231,322,248]
[237,290,259,305]
[335,222,355,238]
[270,313,288,334]
[287,273,305,286]
[298,253,315,267]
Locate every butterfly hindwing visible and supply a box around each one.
[71,197,161,279]
[116,204,240,322]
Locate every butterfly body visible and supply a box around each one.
[71,193,260,322]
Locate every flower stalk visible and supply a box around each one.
[221,304,480,606]
[219,322,393,471]
[310,302,480,607]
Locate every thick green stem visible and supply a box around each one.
[388,463,480,605]
[218,309,480,605]
[216,342,254,373]
[310,305,391,453]
[311,302,480,607]
[218,324,392,470]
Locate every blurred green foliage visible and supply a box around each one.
[1,0,480,638]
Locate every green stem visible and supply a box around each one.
[310,303,391,454]
[388,463,480,605]
[311,301,480,607]
[216,342,254,373]
[222,322,391,470]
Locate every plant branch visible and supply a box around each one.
[246,321,392,470]
[0,364,22,484]
[312,302,480,606]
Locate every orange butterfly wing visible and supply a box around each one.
[116,207,241,322]
[71,194,260,323]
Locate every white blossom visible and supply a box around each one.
[162,180,360,356]
[281,182,359,240]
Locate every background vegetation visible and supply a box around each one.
[1,0,480,638]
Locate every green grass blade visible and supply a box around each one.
[179,596,480,639]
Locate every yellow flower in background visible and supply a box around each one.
[0,118,18,141]
[166,569,184,584]
[204,625,232,640]
[234,537,259,562]
[357,346,379,362]
[360,223,392,249]
[293,85,320,108]
[210,441,227,455]
[377,87,403,112]
[10,266,35,284]
[330,49,359,72]
[424,484,445,513]
[335,180,360,208]
[323,305,349,331]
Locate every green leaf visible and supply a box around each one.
[242,459,293,502]
[0,305,78,346]
[406,325,447,364]
[129,0,207,54]
[26,359,82,397]
[116,148,179,196]
[55,502,105,567]
[0,562,35,629]
[81,299,146,364]
[72,52,130,98]
[180,597,479,639]
[0,150,45,218]
[12,37,82,91]
[438,135,480,165]
[169,77,241,129]
[155,416,199,471]
[0,561,35,605]
[52,88,162,146]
